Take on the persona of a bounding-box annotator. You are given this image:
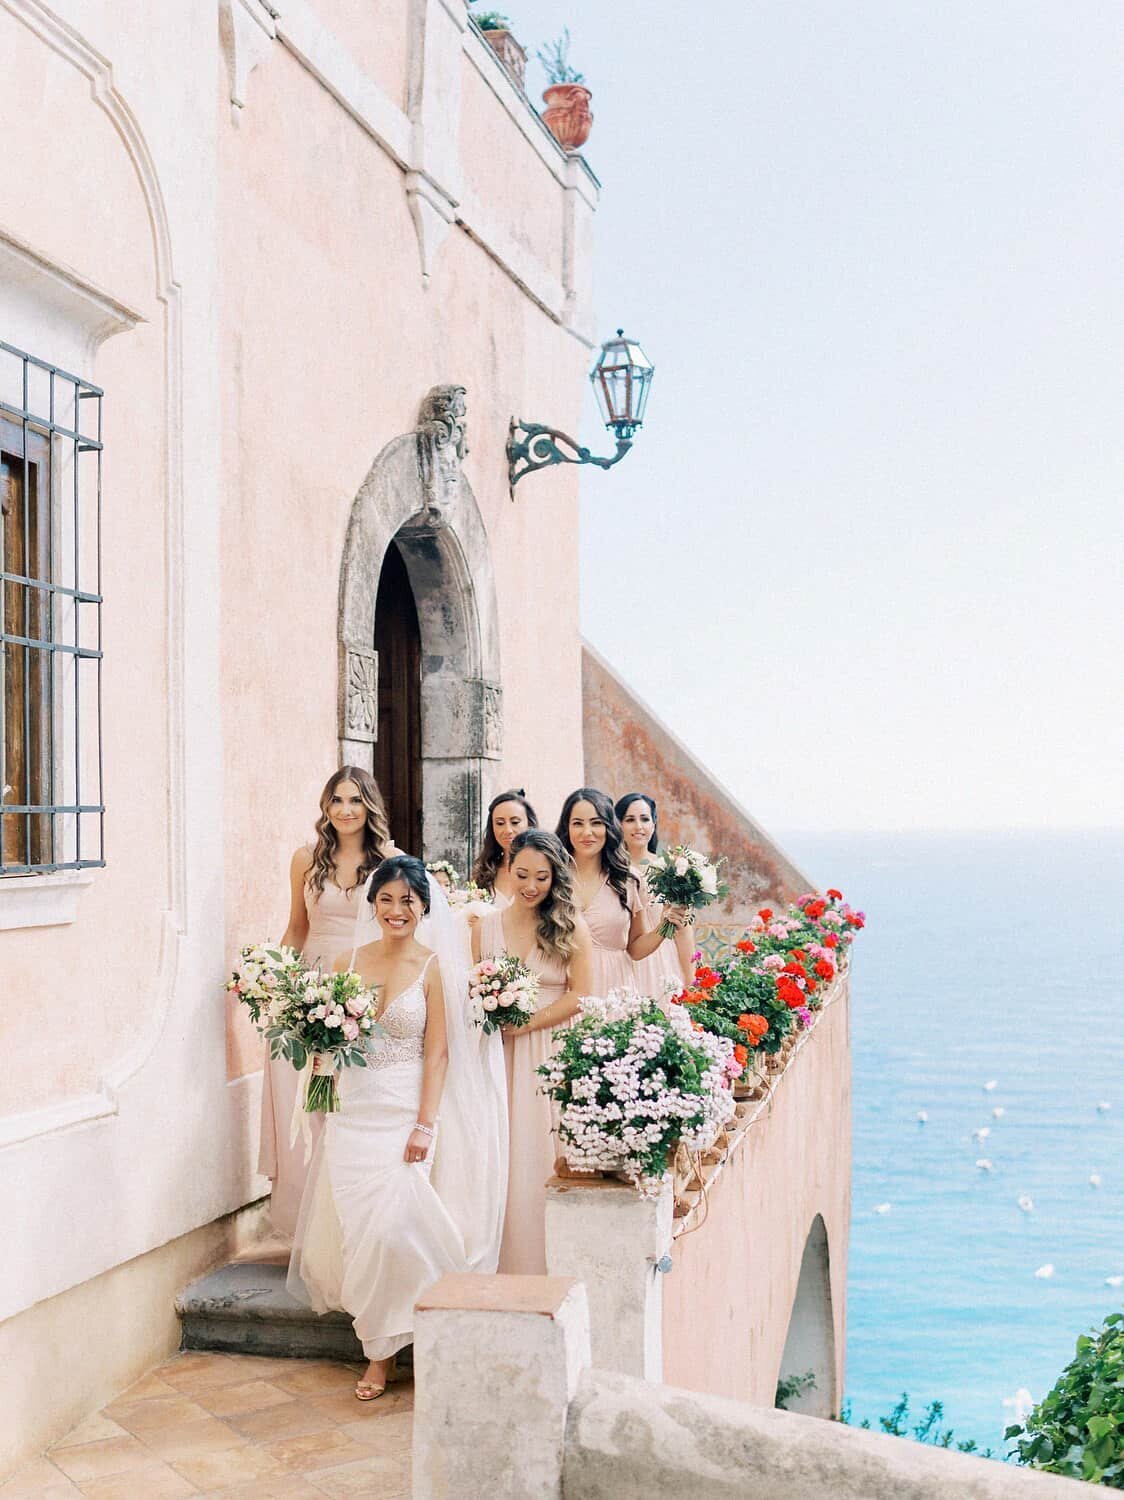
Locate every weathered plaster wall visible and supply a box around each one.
[582,642,812,914]
[661,983,851,1412]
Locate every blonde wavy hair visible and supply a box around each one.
[509,829,579,963]
[307,766,392,895]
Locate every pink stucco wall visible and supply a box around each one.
[662,981,852,1412]
[217,30,589,1078]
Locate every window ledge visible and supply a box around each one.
[0,870,94,930]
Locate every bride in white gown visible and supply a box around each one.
[287,854,507,1399]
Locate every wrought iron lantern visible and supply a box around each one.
[507,329,654,495]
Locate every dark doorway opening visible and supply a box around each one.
[373,540,423,857]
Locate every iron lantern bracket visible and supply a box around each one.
[507,417,634,498]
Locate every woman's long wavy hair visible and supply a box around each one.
[555,787,635,910]
[614,791,660,856]
[470,788,539,891]
[509,829,580,963]
[307,766,392,896]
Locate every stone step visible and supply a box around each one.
[176,1261,366,1362]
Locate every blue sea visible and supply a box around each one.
[780,830,1124,1452]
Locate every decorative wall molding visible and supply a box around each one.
[0,871,94,934]
[0,226,143,362]
[218,0,277,115]
[258,0,597,324]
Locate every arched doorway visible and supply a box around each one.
[337,389,503,872]
[776,1215,837,1418]
[373,540,423,855]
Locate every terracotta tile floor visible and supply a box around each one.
[3,1353,414,1499]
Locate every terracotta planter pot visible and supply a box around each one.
[542,83,593,151]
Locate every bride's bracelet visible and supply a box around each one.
[412,1121,436,1138]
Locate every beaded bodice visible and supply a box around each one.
[366,974,428,1071]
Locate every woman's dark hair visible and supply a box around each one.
[366,854,431,914]
[614,792,659,854]
[509,829,579,961]
[555,787,635,910]
[470,788,539,891]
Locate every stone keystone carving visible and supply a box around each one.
[416,384,468,523]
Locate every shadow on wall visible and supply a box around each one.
[581,641,811,916]
[776,1214,837,1419]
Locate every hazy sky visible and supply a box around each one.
[507,1,1123,832]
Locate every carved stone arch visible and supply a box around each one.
[776,1214,837,1419]
[338,388,502,870]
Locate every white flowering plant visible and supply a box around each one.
[538,990,736,1195]
[469,953,538,1034]
[645,845,728,938]
[227,948,383,1113]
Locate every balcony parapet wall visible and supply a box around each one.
[544,974,851,1417]
[581,643,812,930]
[412,1271,1086,1500]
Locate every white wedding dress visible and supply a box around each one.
[287,878,508,1361]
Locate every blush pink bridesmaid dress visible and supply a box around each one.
[632,865,691,1003]
[479,906,568,1275]
[257,872,374,1238]
[582,875,645,997]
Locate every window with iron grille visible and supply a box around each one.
[0,340,104,875]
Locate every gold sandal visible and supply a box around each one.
[355,1380,386,1402]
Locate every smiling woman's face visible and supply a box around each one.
[620,798,654,854]
[373,878,420,937]
[327,779,366,836]
[492,800,529,852]
[512,847,553,909]
[567,800,606,858]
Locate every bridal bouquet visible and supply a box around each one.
[271,968,384,1113]
[228,950,382,1113]
[226,944,303,1026]
[469,953,539,1034]
[645,845,728,938]
[539,990,736,1195]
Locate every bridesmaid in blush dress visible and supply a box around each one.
[555,787,690,997]
[258,766,393,1238]
[469,788,539,909]
[616,791,694,998]
[471,829,593,1273]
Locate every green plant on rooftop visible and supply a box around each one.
[1007,1311,1124,1487]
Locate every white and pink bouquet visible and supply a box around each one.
[226,944,303,1026]
[469,952,539,1035]
[538,990,736,1196]
[448,879,495,921]
[227,950,382,1113]
[645,845,728,938]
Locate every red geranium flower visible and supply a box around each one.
[824,934,839,949]
[805,899,826,920]
[827,888,842,900]
[777,977,805,1008]
[814,958,835,980]
[757,908,774,922]
[782,960,808,980]
[694,966,721,989]
[733,1043,748,1066]
[736,938,756,954]
[789,947,807,962]
[846,913,865,929]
